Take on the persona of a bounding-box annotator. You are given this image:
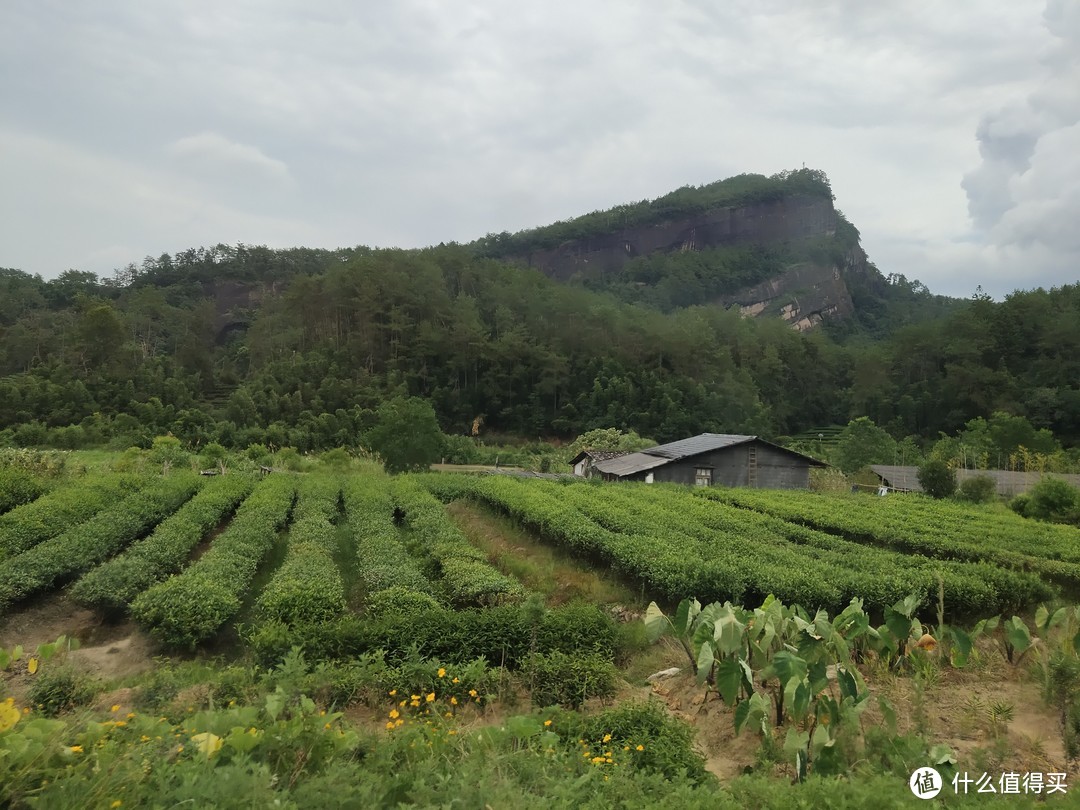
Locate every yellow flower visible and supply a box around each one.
[126,712,135,719]
[450,697,458,706]
[140,735,151,742]
[111,704,121,713]
[69,745,84,754]
[636,744,644,751]
[0,699,20,732]
[426,692,436,703]
[395,719,404,727]
[111,802,123,808]
[543,719,552,727]
[386,721,395,730]
[411,695,420,701]
[190,732,223,758]
[437,668,446,678]
[27,658,38,675]
[389,709,400,719]
[451,677,460,684]
[389,690,397,696]
[602,734,612,743]
[468,689,478,697]
[448,729,457,736]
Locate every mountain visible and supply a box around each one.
[473,168,959,334]
[1,169,1077,452]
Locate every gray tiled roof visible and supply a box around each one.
[641,433,756,459]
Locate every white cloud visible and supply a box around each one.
[1,0,1076,300]
[167,132,290,182]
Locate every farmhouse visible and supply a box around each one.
[568,449,630,478]
[870,465,1080,497]
[576,433,825,488]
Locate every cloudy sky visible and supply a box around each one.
[2,0,1077,298]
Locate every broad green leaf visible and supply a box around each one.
[929,743,956,767]
[766,650,808,689]
[808,661,829,696]
[734,691,770,736]
[1036,605,1049,632]
[1049,607,1068,632]
[878,696,898,736]
[673,599,690,636]
[810,723,833,757]
[506,716,542,739]
[695,640,715,685]
[715,656,751,706]
[1005,616,1032,660]
[265,690,285,722]
[644,602,670,643]
[224,726,262,754]
[884,607,913,648]
[712,605,746,657]
[788,679,812,723]
[837,667,858,701]
[947,626,972,668]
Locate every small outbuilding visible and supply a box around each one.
[568,449,630,479]
[584,433,825,489]
[870,465,1080,497]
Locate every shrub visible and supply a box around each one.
[0,469,44,515]
[132,474,296,647]
[1025,478,1080,525]
[575,700,707,783]
[528,651,618,709]
[366,586,444,620]
[917,460,956,499]
[27,665,97,716]
[957,474,996,503]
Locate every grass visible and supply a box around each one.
[445,500,641,608]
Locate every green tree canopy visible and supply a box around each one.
[831,417,897,474]
[365,396,445,474]
[917,459,956,499]
[565,428,656,458]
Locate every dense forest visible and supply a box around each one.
[1,170,1078,459]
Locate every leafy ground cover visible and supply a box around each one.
[3,457,1080,806]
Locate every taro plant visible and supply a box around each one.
[645,594,881,782]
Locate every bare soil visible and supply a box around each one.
[0,593,158,703]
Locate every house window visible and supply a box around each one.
[694,468,712,487]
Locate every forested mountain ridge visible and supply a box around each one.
[473,168,960,333]
[0,170,1078,453]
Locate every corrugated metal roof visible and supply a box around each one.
[593,451,672,477]
[870,465,1080,497]
[641,433,756,460]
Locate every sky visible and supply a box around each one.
[2,0,1078,299]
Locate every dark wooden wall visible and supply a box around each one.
[620,441,812,489]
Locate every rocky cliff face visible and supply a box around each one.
[509,194,871,329]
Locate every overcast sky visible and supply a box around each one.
[2,0,1077,298]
